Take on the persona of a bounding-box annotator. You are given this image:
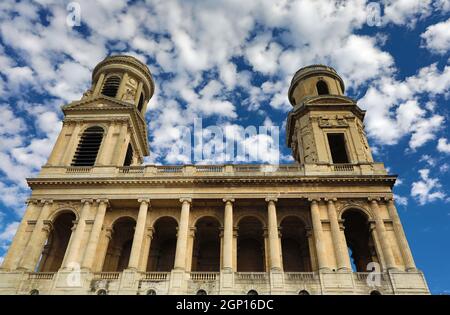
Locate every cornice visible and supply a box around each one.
[26,175,397,188]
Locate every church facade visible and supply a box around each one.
[0,55,429,295]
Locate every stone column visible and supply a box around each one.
[81,199,108,270]
[18,200,53,271]
[309,198,329,271]
[222,198,234,271]
[174,198,191,270]
[97,227,113,272]
[63,199,93,269]
[128,199,150,270]
[266,198,282,271]
[1,200,38,270]
[370,199,396,270]
[326,199,351,271]
[386,199,416,271]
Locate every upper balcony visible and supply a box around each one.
[37,163,388,179]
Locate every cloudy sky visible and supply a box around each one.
[0,0,449,293]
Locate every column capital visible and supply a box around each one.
[146,227,154,239]
[368,197,381,203]
[42,220,53,233]
[265,196,278,203]
[324,198,337,203]
[223,197,235,203]
[180,197,192,204]
[138,198,151,206]
[307,197,321,203]
[25,198,39,205]
[96,198,109,206]
[81,199,94,205]
[105,227,114,240]
[40,199,53,206]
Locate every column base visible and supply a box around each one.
[269,268,285,294]
[219,268,234,294]
[168,269,188,294]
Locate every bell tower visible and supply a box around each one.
[286,65,374,166]
[45,55,154,168]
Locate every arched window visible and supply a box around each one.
[237,217,265,272]
[196,289,207,295]
[97,289,107,295]
[192,217,221,272]
[247,290,258,295]
[36,212,76,272]
[101,75,121,97]
[370,290,382,295]
[298,290,310,295]
[30,289,39,295]
[147,217,178,272]
[71,126,104,166]
[280,216,312,272]
[147,289,156,295]
[137,92,144,112]
[342,210,378,272]
[316,80,329,95]
[102,217,136,272]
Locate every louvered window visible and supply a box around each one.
[71,126,104,166]
[101,75,121,97]
[123,143,133,166]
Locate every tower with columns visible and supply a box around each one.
[0,58,429,295]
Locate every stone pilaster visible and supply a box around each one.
[326,198,351,271]
[18,200,53,271]
[173,198,191,270]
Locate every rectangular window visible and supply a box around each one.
[327,133,350,164]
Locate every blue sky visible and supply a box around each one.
[0,0,449,293]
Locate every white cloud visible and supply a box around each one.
[394,194,408,206]
[382,0,432,27]
[359,63,450,149]
[437,138,450,153]
[421,18,450,54]
[411,169,447,205]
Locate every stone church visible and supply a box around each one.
[0,55,429,295]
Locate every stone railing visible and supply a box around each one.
[284,272,317,282]
[190,272,219,281]
[235,272,268,282]
[27,272,55,280]
[92,272,120,280]
[142,272,169,281]
[39,162,387,178]
[353,272,387,286]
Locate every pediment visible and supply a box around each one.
[303,95,356,106]
[63,97,133,111]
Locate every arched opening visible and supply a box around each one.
[37,211,75,272]
[316,80,329,95]
[196,289,207,295]
[298,290,310,295]
[247,289,258,295]
[147,217,178,271]
[102,217,136,272]
[237,217,265,272]
[30,289,39,295]
[137,92,144,112]
[147,289,156,295]
[342,209,378,272]
[71,126,104,166]
[280,216,312,272]
[97,289,107,295]
[370,290,382,295]
[101,75,121,97]
[192,217,221,272]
